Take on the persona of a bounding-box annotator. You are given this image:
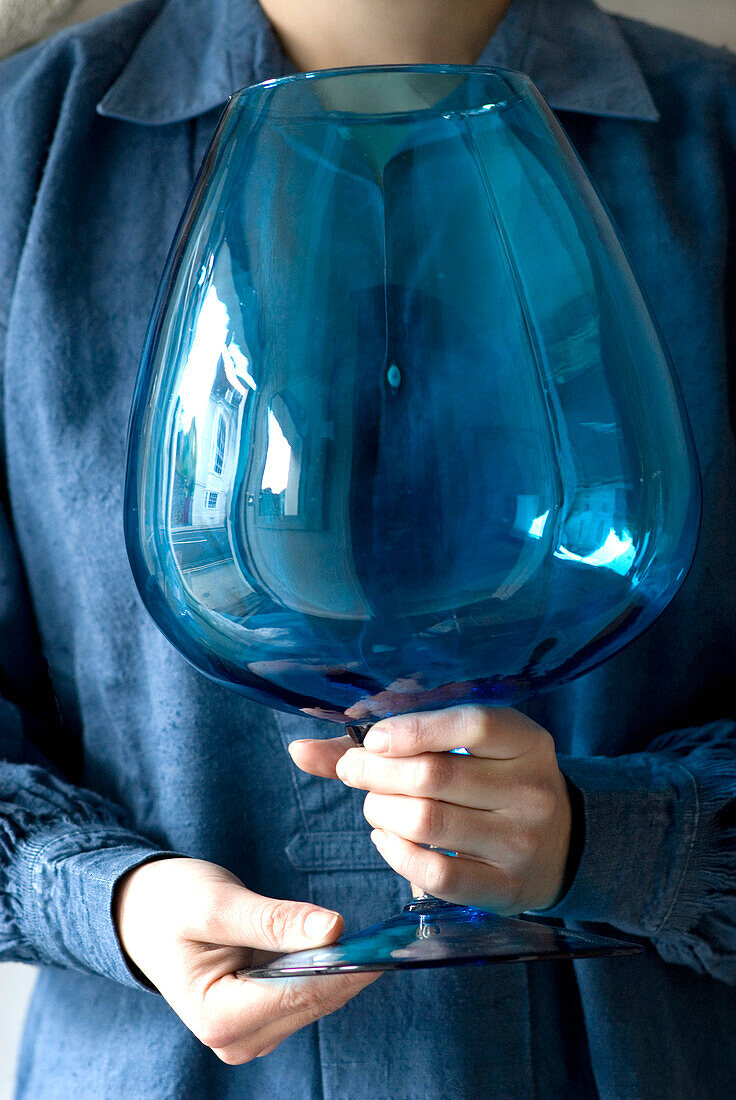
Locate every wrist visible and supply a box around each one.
[113,854,187,973]
[552,774,584,906]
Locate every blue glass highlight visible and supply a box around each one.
[246,905,640,978]
[125,65,700,726]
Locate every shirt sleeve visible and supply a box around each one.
[548,720,736,985]
[544,59,736,987]
[0,493,180,991]
[0,40,178,993]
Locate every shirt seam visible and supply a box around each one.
[654,760,700,933]
[274,722,312,835]
[517,0,543,72]
[19,827,159,884]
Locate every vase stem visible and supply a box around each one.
[347,722,456,910]
[346,722,373,745]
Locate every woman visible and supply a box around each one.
[1,1,735,1096]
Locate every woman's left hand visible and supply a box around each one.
[288,705,572,915]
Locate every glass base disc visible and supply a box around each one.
[246,903,642,977]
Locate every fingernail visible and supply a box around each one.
[370,829,384,848]
[363,728,391,753]
[305,911,339,940]
[287,740,310,758]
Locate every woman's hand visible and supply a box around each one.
[289,705,571,915]
[113,857,379,1064]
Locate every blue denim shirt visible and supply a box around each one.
[1,1,735,1097]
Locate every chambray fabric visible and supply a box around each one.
[0,0,735,1096]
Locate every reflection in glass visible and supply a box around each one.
[125,66,700,973]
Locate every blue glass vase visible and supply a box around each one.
[125,66,700,975]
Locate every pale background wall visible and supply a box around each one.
[23,0,736,51]
[0,1,734,1097]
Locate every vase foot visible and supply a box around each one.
[245,904,642,977]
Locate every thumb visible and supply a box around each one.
[288,735,353,778]
[203,882,344,954]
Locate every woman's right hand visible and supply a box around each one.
[113,856,379,1064]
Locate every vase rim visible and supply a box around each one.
[229,63,533,125]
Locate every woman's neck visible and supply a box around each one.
[257,0,512,72]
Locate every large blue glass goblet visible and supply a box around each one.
[124,66,700,975]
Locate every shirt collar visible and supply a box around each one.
[96,0,297,125]
[96,0,659,125]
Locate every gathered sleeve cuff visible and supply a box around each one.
[547,720,736,984]
[1,764,181,991]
